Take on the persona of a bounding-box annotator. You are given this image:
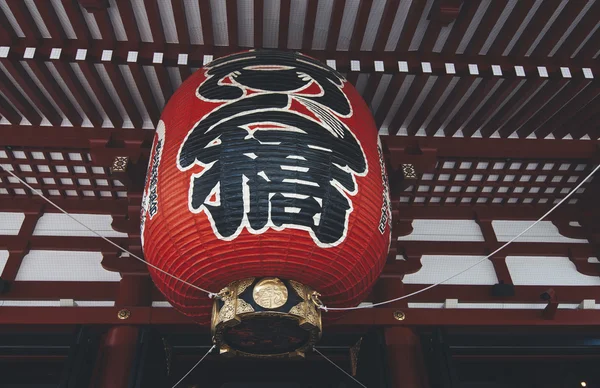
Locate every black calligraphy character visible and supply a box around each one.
[178,51,367,246]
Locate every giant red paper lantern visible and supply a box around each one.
[141,50,391,356]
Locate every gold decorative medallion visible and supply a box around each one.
[110,156,129,173]
[393,310,406,321]
[252,277,288,309]
[117,308,131,320]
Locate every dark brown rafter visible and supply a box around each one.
[361,73,384,112]
[573,21,600,59]
[407,76,454,136]
[35,1,67,41]
[116,0,141,44]
[509,0,561,56]
[348,0,372,52]
[199,0,214,47]
[503,79,567,138]
[486,0,530,56]
[388,75,430,135]
[0,93,22,124]
[557,96,600,140]
[484,78,546,138]
[76,60,123,127]
[24,59,83,126]
[553,0,600,58]
[9,1,42,44]
[51,60,103,127]
[0,58,62,125]
[0,207,43,281]
[326,0,345,51]
[395,0,426,52]
[0,66,43,125]
[538,83,600,140]
[428,0,462,26]
[440,0,478,53]
[61,0,93,42]
[171,0,190,46]
[144,0,165,45]
[253,0,264,48]
[93,9,116,41]
[126,62,160,126]
[463,0,507,55]
[465,77,522,138]
[518,79,592,139]
[530,1,588,58]
[278,0,291,49]
[371,0,397,52]
[101,62,143,128]
[225,0,238,48]
[424,76,475,135]
[0,6,17,44]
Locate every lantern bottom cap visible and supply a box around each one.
[211,277,322,358]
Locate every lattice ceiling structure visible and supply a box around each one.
[0,0,600,362]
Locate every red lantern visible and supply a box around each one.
[141,50,391,356]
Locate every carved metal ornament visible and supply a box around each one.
[212,277,322,358]
[401,163,418,179]
[110,156,129,173]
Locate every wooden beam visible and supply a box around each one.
[3,38,600,77]
[2,306,600,326]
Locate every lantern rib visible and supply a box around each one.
[0,165,219,297]
[322,163,600,312]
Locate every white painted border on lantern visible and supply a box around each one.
[507,256,600,286]
[0,212,25,235]
[402,255,498,285]
[15,251,122,282]
[398,219,485,241]
[492,220,588,243]
[33,213,128,238]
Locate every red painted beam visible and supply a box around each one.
[3,128,596,161]
[1,306,600,326]
[14,233,576,258]
[383,136,600,159]
[3,281,599,306]
[4,38,600,75]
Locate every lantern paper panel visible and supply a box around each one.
[141,50,391,324]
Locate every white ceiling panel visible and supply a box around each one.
[507,256,600,286]
[0,212,25,235]
[403,255,498,285]
[398,219,485,242]
[16,250,122,282]
[0,250,9,274]
[493,220,589,243]
[33,213,127,238]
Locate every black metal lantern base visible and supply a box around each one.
[211,277,322,358]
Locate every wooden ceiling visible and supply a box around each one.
[1,1,600,326]
[0,0,598,138]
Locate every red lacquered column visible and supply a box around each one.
[384,327,430,388]
[90,326,139,388]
